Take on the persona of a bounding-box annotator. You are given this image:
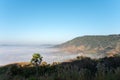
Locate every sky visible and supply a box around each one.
[0,0,120,44]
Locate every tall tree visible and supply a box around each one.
[31,53,43,77]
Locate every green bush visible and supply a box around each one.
[1,56,120,80]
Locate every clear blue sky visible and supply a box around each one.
[0,0,120,44]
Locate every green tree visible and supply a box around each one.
[30,53,43,78]
[31,53,43,66]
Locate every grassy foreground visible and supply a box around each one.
[0,56,120,80]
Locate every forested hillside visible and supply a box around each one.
[57,34,120,57]
[0,56,120,80]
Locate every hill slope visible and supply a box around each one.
[57,34,120,57]
[1,56,120,80]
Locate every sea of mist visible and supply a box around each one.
[0,45,79,66]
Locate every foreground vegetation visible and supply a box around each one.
[0,56,120,80]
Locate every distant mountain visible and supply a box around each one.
[57,34,120,57]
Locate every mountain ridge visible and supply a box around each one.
[57,34,120,57]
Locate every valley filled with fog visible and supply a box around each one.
[0,45,79,66]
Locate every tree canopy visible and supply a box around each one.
[31,53,43,66]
